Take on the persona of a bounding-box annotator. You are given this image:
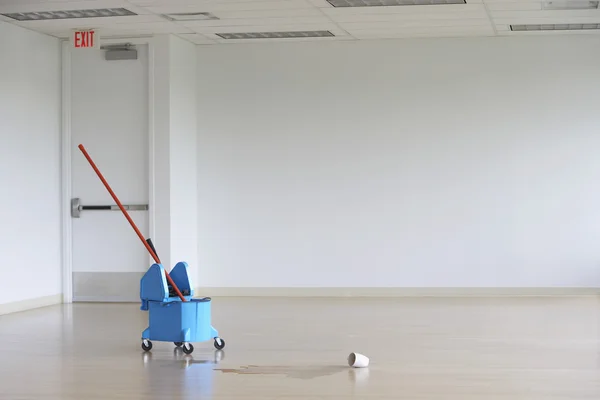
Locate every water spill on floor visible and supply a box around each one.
[216,365,348,380]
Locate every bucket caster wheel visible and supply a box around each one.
[214,337,225,350]
[142,339,153,352]
[182,343,194,355]
[174,342,183,347]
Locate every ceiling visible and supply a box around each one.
[1,0,600,45]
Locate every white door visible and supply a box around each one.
[70,44,151,302]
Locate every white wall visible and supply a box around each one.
[196,35,600,289]
[0,22,62,306]
[153,35,199,282]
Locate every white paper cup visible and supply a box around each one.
[347,352,369,368]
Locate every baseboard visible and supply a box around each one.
[0,294,63,316]
[195,287,600,297]
[73,296,139,303]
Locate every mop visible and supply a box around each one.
[77,144,187,302]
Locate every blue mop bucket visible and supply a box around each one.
[146,298,217,343]
[140,262,224,354]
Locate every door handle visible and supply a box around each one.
[71,197,148,218]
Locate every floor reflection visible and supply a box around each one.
[215,364,348,380]
[141,348,224,399]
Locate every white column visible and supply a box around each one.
[151,34,198,283]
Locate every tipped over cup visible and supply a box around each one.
[347,352,369,368]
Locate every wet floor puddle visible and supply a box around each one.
[215,365,347,379]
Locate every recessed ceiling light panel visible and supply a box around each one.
[1,8,137,21]
[542,1,599,10]
[216,30,334,39]
[161,12,219,21]
[510,23,600,31]
[326,0,465,7]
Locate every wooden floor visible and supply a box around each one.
[1,296,600,399]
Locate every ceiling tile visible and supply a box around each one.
[40,22,192,38]
[338,19,492,30]
[177,16,331,28]
[5,14,167,30]
[485,2,542,11]
[348,25,494,38]
[135,0,316,12]
[176,33,216,44]
[145,5,325,19]
[216,8,325,17]
[329,10,487,22]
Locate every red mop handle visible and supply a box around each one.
[78,144,187,302]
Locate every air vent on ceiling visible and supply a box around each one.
[161,12,218,21]
[216,30,335,39]
[326,0,465,7]
[542,0,599,10]
[0,8,136,21]
[510,23,600,31]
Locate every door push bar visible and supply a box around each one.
[71,197,148,218]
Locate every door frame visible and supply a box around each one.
[61,37,158,304]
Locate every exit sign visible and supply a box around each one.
[72,29,99,49]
